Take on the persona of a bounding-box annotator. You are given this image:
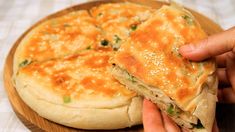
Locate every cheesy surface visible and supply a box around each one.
[113,5,215,108]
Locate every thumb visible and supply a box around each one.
[179,27,235,61]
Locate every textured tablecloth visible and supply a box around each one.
[0,0,234,131]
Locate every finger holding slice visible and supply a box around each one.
[179,27,235,61]
[143,99,166,132]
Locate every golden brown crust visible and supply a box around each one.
[13,10,100,74]
[112,4,217,132]
[13,2,218,131]
[17,50,136,103]
[90,2,154,49]
[14,41,142,129]
[113,5,216,110]
[15,75,143,129]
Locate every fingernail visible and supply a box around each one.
[180,44,195,53]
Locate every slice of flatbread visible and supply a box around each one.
[14,10,100,74]
[112,4,217,132]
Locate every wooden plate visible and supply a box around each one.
[3,0,223,131]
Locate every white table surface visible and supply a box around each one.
[0,0,234,131]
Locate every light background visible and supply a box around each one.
[0,0,234,131]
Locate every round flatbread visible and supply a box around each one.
[13,2,154,130]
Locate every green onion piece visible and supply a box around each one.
[63,96,71,103]
[86,45,91,50]
[182,15,194,25]
[51,20,58,26]
[130,75,136,83]
[167,104,174,115]
[100,39,109,46]
[114,35,122,43]
[197,71,203,79]
[98,13,103,16]
[42,31,49,34]
[130,24,138,31]
[19,60,31,68]
[63,23,71,27]
[127,72,136,83]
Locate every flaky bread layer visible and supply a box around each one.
[112,66,217,131]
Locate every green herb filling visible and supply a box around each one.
[114,35,121,43]
[130,24,138,31]
[182,15,194,25]
[63,96,71,103]
[98,13,103,16]
[100,39,109,46]
[127,72,136,83]
[63,23,71,27]
[19,60,31,68]
[167,104,175,115]
[86,45,91,50]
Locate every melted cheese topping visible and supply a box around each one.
[20,50,135,99]
[114,6,215,108]
[90,3,154,45]
[21,10,100,62]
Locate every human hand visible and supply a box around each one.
[179,27,235,103]
[143,99,180,132]
[143,27,233,132]
[143,99,219,132]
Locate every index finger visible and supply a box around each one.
[143,99,166,132]
[179,27,235,61]
[162,112,181,132]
